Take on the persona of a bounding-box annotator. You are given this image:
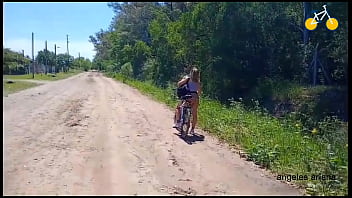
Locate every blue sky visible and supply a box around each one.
[4,2,115,61]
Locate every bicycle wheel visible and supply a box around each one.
[181,123,189,137]
[305,18,318,30]
[181,109,190,137]
[183,120,190,133]
[326,18,338,30]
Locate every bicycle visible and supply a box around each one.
[174,94,193,138]
[305,4,338,31]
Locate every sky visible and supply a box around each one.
[3,2,115,61]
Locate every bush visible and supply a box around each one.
[141,58,157,81]
[120,62,133,78]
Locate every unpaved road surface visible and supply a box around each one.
[3,72,303,195]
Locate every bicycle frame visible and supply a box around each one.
[180,100,192,123]
[311,5,332,25]
[177,98,192,136]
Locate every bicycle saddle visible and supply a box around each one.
[181,94,193,100]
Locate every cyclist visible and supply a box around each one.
[173,67,201,134]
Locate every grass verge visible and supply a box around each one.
[3,80,40,96]
[3,69,82,81]
[105,72,348,196]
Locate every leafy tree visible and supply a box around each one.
[3,48,31,74]
[72,57,92,71]
[36,50,56,74]
[90,2,347,100]
[132,41,151,79]
[120,62,133,77]
[56,54,74,72]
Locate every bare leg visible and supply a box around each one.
[191,96,199,130]
[177,102,183,122]
[174,101,182,125]
[175,107,180,123]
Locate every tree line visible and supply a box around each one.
[3,48,92,75]
[90,2,347,102]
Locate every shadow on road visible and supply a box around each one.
[173,131,205,145]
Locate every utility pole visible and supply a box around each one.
[22,50,25,74]
[66,34,69,72]
[16,54,18,74]
[303,2,311,45]
[79,52,81,70]
[45,40,48,74]
[55,45,61,74]
[32,32,34,79]
[54,44,57,75]
[303,2,311,85]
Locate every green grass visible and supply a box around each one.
[105,72,348,196]
[3,69,82,81]
[251,78,346,102]
[3,80,40,96]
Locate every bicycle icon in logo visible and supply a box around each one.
[305,5,339,31]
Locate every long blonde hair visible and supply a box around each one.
[190,67,200,83]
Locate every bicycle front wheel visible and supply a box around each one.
[181,122,190,135]
[326,18,338,30]
[181,110,191,136]
[305,18,318,30]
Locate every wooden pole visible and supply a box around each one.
[32,32,35,79]
[45,40,48,74]
[318,59,332,85]
[313,43,319,86]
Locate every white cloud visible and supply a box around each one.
[4,38,96,61]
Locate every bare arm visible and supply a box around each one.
[177,77,190,87]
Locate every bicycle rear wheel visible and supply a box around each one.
[305,18,318,30]
[181,121,190,133]
[181,108,191,137]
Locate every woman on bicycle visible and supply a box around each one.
[173,67,201,134]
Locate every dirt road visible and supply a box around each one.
[3,72,303,195]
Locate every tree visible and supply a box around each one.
[72,56,92,71]
[36,50,56,73]
[120,62,133,77]
[56,54,74,73]
[3,48,31,75]
[92,2,347,100]
[132,41,151,79]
